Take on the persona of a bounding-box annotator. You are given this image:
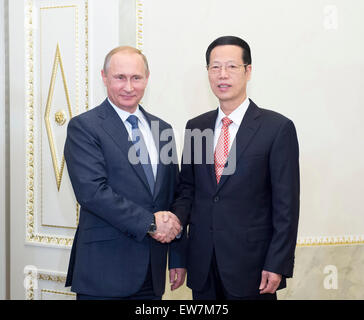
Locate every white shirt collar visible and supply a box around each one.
[108,98,147,128]
[215,96,250,128]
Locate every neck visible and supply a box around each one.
[118,105,138,114]
[220,93,247,116]
[108,98,138,114]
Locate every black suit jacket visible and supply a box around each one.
[64,99,186,297]
[172,99,300,297]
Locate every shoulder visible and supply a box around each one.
[188,109,217,123]
[67,100,109,138]
[140,106,173,130]
[260,107,292,125]
[68,100,108,127]
[251,100,295,129]
[185,109,218,129]
[252,103,297,140]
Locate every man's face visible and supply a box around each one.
[102,51,149,112]
[207,45,251,107]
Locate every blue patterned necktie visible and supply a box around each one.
[126,115,155,193]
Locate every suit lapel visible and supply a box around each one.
[139,106,166,200]
[199,109,219,190]
[153,144,168,201]
[99,100,152,194]
[216,100,262,191]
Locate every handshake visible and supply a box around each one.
[150,211,182,243]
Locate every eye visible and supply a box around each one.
[227,64,238,70]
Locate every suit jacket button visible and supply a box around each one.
[213,196,219,203]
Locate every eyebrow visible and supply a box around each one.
[210,60,239,64]
[112,73,143,78]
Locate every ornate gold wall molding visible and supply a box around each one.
[136,0,144,51]
[26,0,36,246]
[44,43,72,191]
[41,289,76,299]
[85,0,89,111]
[25,0,89,247]
[297,235,364,247]
[24,267,74,300]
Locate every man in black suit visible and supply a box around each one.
[172,36,300,300]
[64,46,186,300]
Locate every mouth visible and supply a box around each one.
[217,84,231,91]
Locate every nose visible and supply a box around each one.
[219,66,229,78]
[124,79,134,92]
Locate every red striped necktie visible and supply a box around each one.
[214,117,233,184]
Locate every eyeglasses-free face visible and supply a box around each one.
[101,51,149,113]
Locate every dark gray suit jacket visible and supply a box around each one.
[172,99,300,297]
[65,99,186,297]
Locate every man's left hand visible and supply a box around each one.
[259,270,282,294]
[169,268,187,291]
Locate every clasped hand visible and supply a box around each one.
[151,211,182,243]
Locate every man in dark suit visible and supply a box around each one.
[172,36,300,300]
[64,46,186,300]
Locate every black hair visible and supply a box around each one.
[205,36,252,66]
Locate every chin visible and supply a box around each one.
[216,94,233,101]
[119,101,137,109]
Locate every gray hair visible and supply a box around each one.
[103,46,150,76]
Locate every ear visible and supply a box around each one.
[246,64,252,81]
[101,69,107,86]
[145,71,150,85]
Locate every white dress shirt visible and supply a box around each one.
[213,97,250,152]
[108,98,158,179]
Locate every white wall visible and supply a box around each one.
[0,0,7,300]
[119,0,136,47]
[88,0,120,107]
[88,0,136,106]
[140,0,364,241]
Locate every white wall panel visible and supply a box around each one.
[10,0,119,299]
[25,0,89,246]
[24,266,75,300]
[39,4,82,230]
